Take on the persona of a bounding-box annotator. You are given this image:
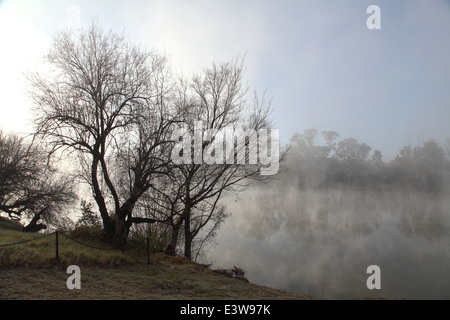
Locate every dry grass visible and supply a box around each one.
[0,224,311,300]
[0,254,312,300]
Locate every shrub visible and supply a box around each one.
[213,266,248,282]
[67,225,104,242]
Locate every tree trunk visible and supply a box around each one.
[22,208,47,233]
[184,207,192,260]
[112,214,131,249]
[112,201,135,249]
[165,224,181,256]
[91,154,114,240]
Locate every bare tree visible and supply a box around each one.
[160,58,277,259]
[0,130,76,231]
[28,24,180,247]
[190,200,229,262]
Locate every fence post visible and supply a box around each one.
[146,236,150,265]
[55,231,59,260]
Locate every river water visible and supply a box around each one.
[209,187,450,299]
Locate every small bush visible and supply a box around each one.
[213,266,248,282]
[76,199,101,227]
[68,225,104,242]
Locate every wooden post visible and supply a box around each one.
[146,236,150,265]
[322,273,325,299]
[55,231,59,260]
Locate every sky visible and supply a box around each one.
[1,0,450,161]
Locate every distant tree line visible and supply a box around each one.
[284,129,450,193]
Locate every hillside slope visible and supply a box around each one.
[0,254,312,300]
[0,220,311,300]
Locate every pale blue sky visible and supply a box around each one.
[1,0,450,160]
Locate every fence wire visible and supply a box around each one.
[0,231,115,251]
[60,232,115,251]
[0,232,55,248]
[0,230,150,264]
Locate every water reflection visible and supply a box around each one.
[209,187,450,299]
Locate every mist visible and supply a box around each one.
[208,130,450,299]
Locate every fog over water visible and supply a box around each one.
[209,184,450,299]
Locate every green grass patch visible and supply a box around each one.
[0,226,145,267]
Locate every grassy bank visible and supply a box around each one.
[0,226,137,267]
[0,220,311,300]
[0,255,310,300]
